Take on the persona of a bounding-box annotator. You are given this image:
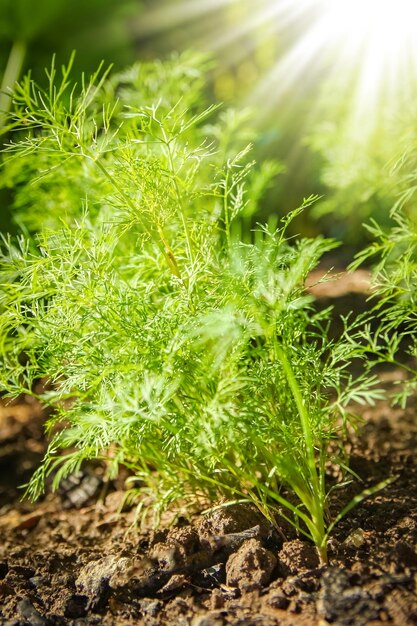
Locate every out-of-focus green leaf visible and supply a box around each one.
[0,0,68,41]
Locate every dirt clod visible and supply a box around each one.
[226,539,277,592]
[139,598,162,617]
[266,588,290,609]
[278,539,320,576]
[1,381,417,625]
[192,613,225,626]
[317,567,379,626]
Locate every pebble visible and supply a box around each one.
[17,597,47,626]
[267,590,289,609]
[344,528,367,548]
[28,576,48,589]
[139,598,162,617]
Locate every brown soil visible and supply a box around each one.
[1,280,416,626]
[1,384,416,626]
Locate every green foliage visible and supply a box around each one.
[0,0,138,71]
[0,0,139,136]
[1,0,73,42]
[351,208,417,406]
[306,80,417,243]
[0,57,382,563]
[1,53,278,235]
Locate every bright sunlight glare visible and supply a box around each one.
[135,0,417,128]
[250,0,417,114]
[320,0,417,101]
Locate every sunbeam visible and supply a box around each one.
[135,0,417,130]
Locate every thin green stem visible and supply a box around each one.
[85,150,181,278]
[223,171,231,251]
[0,40,27,130]
[162,132,194,268]
[386,357,416,377]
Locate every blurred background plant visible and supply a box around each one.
[2,0,417,249]
[1,51,280,235]
[0,0,139,231]
[0,0,139,97]
[305,77,417,247]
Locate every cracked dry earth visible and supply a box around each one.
[1,386,417,626]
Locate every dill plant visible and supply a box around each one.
[0,57,382,563]
[351,208,417,406]
[0,52,279,233]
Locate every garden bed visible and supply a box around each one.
[1,366,416,626]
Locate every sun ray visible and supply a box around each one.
[134,0,417,139]
[135,0,235,37]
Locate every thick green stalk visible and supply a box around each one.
[275,341,327,562]
[0,40,27,130]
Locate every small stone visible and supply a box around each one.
[76,555,129,595]
[158,573,189,594]
[76,556,129,610]
[139,598,162,617]
[29,576,48,589]
[210,526,261,552]
[17,597,46,626]
[226,538,277,592]
[267,590,289,609]
[344,528,367,548]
